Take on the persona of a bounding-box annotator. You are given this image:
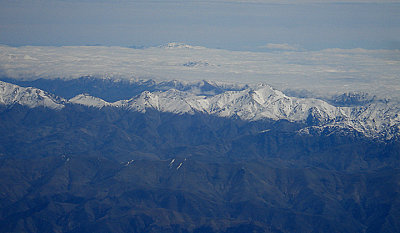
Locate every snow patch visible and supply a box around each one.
[0,81,65,109]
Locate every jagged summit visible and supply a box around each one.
[331,92,376,106]
[69,93,112,108]
[1,80,399,140]
[0,81,65,109]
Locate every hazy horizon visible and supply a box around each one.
[1,0,399,51]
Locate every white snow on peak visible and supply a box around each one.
[69,94,112,108]
[116,89,208,115]
[337,102,400,139]
[199,84,338,122]
[111,84,400,139]
[116,91,160,113]
[0,80,399,139]
[0,81,65,109]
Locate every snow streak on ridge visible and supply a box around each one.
[1,80,399,140]
[0,81,65,109]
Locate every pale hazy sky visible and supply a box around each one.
[1,0,399,51]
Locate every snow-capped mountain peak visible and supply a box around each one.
[0,81,65,109]
[69,94,112,108]
[1,80,399,140]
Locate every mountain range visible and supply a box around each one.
[1,78,399,140]
[0,77,399,232]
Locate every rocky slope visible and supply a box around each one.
[1,80,399,140]
[0,81,65,109]
[1,78,400,233]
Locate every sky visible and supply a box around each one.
[1,0,400,51]
[1,0,399,99]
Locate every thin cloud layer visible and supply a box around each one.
[260,43,299,51]
[1,45,399,99]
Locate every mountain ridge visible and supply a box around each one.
[0,81,65,109]
[1,79,399,140]
[1,78,400,232]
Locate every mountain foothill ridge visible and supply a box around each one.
[0,78,399,140]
